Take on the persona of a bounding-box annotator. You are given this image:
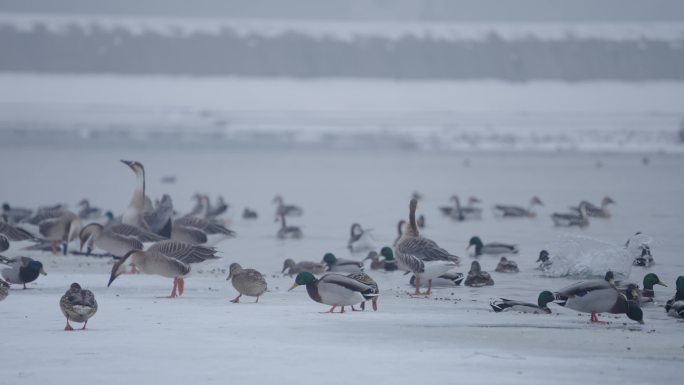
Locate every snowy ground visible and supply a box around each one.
[1,147,683,385]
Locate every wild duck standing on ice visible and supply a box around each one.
[551,201,590,227]
[288,272,377,313]
[60,283,98,331]
[120,160,150,231]
[281,258,326,277]
[321,253,363,273]
[467,236,518,257]
[464,261,494,287]
[490,291,555,314]
[346,272,379,311]
[347,223,374,253]
[665,276,684,318]
[276,214,302,239]
[226,263,267,303]
[495,257,519,273]
[0,255,46,289]
[552,271,644,324]
[364,251,384,270]
[379,247,398,271]
[395,199,460,295]
[493,196,543,218]
[108,240,219,298]
[570,196,615,218]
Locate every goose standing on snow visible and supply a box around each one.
[552,271,644,324]
[21,209,81,255]
[60,283,98,331]
[79,222,164,257]
[273,195,303,218]
[0,278,9,301]
[0,255,47,289]
[495,257,519,273]
[108,240,219,298]
[321,253,363,273]
[346,272,379,311]
[571,196,615,218]
[490,291,555,314]
[665,276,684,318]
[467,236,519,257]
[226,263,267,303]
[493,196,543,218]
[551,201,590,227]
[347,223,374,253]
[288,272,376,313]
[2,203,32,224]
[281,258,326,277]
[276,214,302,239]
[120,160,150,230]
[464,261,494,287]
[395,199,460,295]
[144,194,174,236]
[77,199,103,220]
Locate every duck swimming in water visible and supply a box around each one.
[493,196,543,218]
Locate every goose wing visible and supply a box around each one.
[0,222,35,241]
[147,240,218,264]
[175,216,235,236]
[398,236,459,263]
[171,226,208,244]
[108,224,165,242]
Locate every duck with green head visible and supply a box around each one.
[665,276,684,318]
[0,256,47,289]
[288,272,377,313]
[553,271,644,324]
[467,236,518,257]
[321,253,363,273]
[616,273,667,304]
[490,291,555,314]
[379,247,398,272]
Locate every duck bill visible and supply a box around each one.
[226,273,233,281]
[280,266,287,274]
[39,267,47,276]
[288,283,299,291]
[657,281,668,287]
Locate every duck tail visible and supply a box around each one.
[490,300,505,312]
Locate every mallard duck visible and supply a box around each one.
[490,291,555,314]
[0,278,9,301]
[273,195,303,217]
[226,263,267,303]
[395,199,460,295]
[665,276,684,318]
[0,255,47,289]
[363,251,384,270]
[464,261,494,287]
[632,244,654,267]
[410,272,463,288]
[553,271,644,324]
[346,272,379,311]
[60,283,98,331]
[570,196,615,218]
[493,196,543,218]
[288,272,376,313]
[108,240,219,298]
[379,247,398,272]
[321,253,363,273]
[347,223,374,253]
[276,214,302,239]
[440,196,482,221]
[281,258,326,277]
[467,236,519,257]
[616,273,667,304]
[536,250,553,271]
[551,201,589,227]
[495,257,519,273]
[242,208,258,219]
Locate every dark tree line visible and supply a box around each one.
[1,22,683,80]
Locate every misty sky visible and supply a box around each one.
[1,0,683,21]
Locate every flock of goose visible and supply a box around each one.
[1,160,683,330]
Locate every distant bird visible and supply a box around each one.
[464,261,494,287]
[626,232,655,267]
[120,160,150,230]
[144,194,174,236]
[172,216,235,245]
[226,263,267,303]
[551,201,589,227]
[108,240,219,298]
[0,255,47,289]
[493,196,543,218]
[21,209,81,255]
[347,223,374,253]
[273,195,303,218]
[411,192,423,201]
[160,175,176,184]
[440,196,482,221]
[536,250,553,271]
[495,257,519,273]
[206,196,229,219]
[0,278,9,301]
[393,220,405,247]
[281,258,326,277]
[77,199,103,220]
[288,272,377,313]
[2,203,33,224]
[395,199,460,295]
[276,214,302,239]
[321,253,363,273]
[347,272,379,311]
[60,283,98,331]
[570,196,615,218]
[552,271,644,324]
[379,247,398,271]
[410,272,464,288]
[416,214,426,229]
[242,208,258,219]
[665,276,684,318]
[467,236,519,257]
[490,291,555,314]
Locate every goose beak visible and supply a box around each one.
[120,159,133,167]
[108,259,127,287]
[288,283,299,291]
[39,267,47,276]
